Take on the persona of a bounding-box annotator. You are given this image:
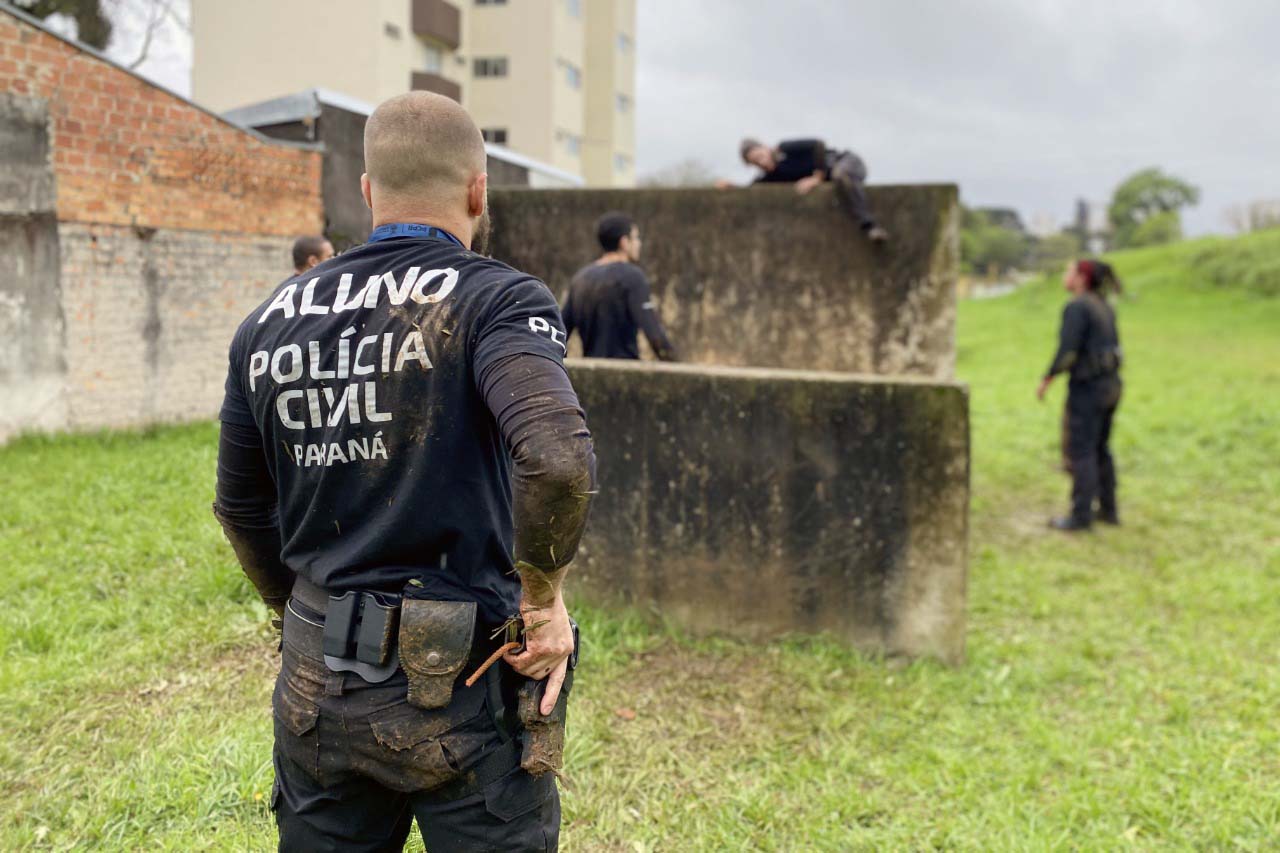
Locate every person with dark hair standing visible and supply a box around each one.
[723,137,889,244]
[1038,259,1124,531]
[560,212,679,361]
[291,234,333,274]
[214,92,594,850]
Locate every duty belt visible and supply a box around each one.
[285,576,492,682]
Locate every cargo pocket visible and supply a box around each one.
[271,671,320,776]
[398,599,477,710]
[483,765,555,828]
[366,692,489,793]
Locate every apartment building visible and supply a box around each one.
[191,0,635,186]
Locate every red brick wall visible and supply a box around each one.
[0,10,321,236]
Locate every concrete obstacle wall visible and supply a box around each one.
[489,184,960,378]
[566,359,969,663]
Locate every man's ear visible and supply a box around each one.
[360,173,373,210]
[468,173,488,218]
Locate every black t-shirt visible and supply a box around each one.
[753,138,829,184]
[561,261,675,360]
[219,233,570,624]
[1046,293,1122,383]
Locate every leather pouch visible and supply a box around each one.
[517,669,574,775]
[398,598,476,710]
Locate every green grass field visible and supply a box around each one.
[2,233,1278,850]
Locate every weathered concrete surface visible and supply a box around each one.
[0,93,54,214]
[490,185,960,378]
[566,359,969,663]
[0,93,65,439]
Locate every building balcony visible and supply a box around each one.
[411,71,462,102]
[412,0,461,50]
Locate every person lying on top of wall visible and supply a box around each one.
[560,212,679,362]
[718,137,889,245]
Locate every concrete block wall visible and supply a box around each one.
[568,360,970,662]
[489,184,960,378]
[57,225,295,429]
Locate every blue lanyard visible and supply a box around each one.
[368,222,464,247]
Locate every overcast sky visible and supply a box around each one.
[636,0,1280,234]
[92,0,1280,235]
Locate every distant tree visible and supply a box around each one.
[1224,200,1280,234]
[14,0,187,69]
[1030,231,1082,274]
[1108,168,1200,249]
[960,207,1030,276]
[1126,210,1183,248]
[639,159,718,188]
[975,207,1026,234]
[14,0,112,48]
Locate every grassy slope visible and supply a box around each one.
[1,233,1277,851]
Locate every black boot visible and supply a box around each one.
[1049,516,1092,532]
[1098,510,1120,525]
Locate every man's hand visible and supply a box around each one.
[795,173,824,195]
[504,589,575,715]
[1036,376,1053,401]
[714,178,737,190]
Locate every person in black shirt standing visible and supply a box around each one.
[561,212,679,361]
[291,234,334,275]
[1037,259,1124,532]
[213,91,595,851]
[726,137,889,244]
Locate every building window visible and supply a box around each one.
[558,59,581,90]
[384,22,402,39]
[422,44,442,73]
[566,0,581,18]
[482,128,508,145]
[556,129,582,157]
[615,153,630,173]
[473,57,509,78]
[616,93,631,113]
[617,32,632,53]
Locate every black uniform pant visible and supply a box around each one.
[1064,377,1121,523]
[271,605,559,852]
[829,153,877,230]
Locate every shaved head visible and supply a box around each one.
[364,91,487,203]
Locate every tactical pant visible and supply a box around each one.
[829,153,877,230]
[271,602,559,852]
[1064,377,1121,524]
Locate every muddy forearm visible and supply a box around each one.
[511,431,595,604]
[215,420,294,611]
[211,504,294,610]
[480,354,596,604]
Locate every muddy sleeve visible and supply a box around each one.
[478,353,596,573]
[1046,301,1087,378]
[212,419,294,610]
[624,268,678,362]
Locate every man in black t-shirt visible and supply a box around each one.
[724,137,889,244]
[561,212,678,361]
[213,92,594,851]
[291,234,333,275]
